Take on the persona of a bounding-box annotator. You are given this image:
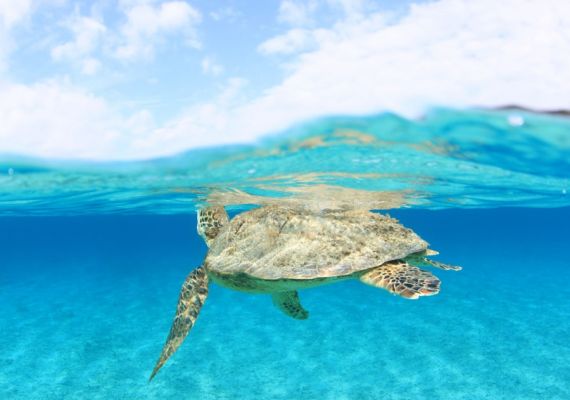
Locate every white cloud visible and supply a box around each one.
[278,0,319,26]
[129,77,248,156]
[252,0,570,128]
[276,0,372,27]
[51,16,106,60]
[172,0,570,153]
[0,30,9,72]
[51,14,106,74]
[81,57,102,75]
[324,0,370,20]
[0,79,129,159]
[201,56,224,76]
[0,77,245,160]
[259,28,313,55]
[258,27,337,55]
[115,1,202,60]
[0,0,32,72]
[261,0,382,55]
[0,0,32,29]
[2,0,570,160]
[209,6,241,22]
[49,1,203,70]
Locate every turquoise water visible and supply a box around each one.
[1,108,569,399]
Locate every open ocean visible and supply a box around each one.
[1,108,569,399]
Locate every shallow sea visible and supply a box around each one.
[1,108,569,399]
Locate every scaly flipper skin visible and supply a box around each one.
[271,291,309,319]
[150,267,209,381]
[405,251,462,271]
[426,259,462,271]
[359,261,440,299]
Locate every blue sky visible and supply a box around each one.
[6,0,411,122]
[1,0,569,160]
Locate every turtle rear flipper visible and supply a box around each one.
[150,266,209,381]
[359,261,440,299]
[272,291,309,320]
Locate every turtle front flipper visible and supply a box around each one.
[359,261,440,299]
[405,251,462,271]
[150,266,209,381]
[424,259,462,271]
[271,291,309,320]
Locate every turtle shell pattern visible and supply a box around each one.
[205,206,428,280]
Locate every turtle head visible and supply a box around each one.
[197,206,229,246]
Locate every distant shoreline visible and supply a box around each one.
[491,105,570,117]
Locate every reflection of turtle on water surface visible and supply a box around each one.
[150,205,461,380]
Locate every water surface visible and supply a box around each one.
[1,108,569,399]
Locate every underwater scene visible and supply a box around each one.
[1,108,569,400]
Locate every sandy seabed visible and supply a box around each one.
[1,209,569,400]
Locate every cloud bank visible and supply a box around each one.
[1,0,570,160]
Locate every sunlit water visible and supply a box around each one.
[1,108,569,399]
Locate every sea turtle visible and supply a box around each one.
[150,205,461,380]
